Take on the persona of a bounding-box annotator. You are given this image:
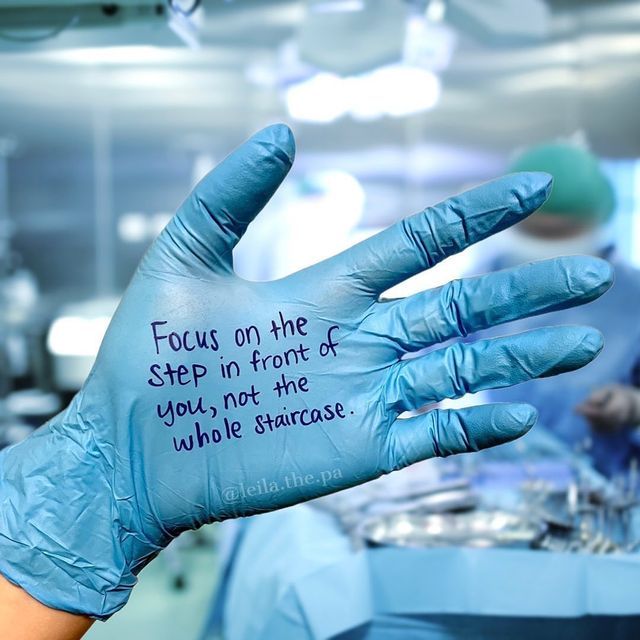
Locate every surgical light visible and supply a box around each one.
[363,65,440,118]
[285,72,349,123]
[285,64,441,123]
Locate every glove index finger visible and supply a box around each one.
[318,172,552,296]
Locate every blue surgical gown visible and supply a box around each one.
[480,252,640,477]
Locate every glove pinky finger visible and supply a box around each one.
[382,403,538,473]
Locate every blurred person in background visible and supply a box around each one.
[234,169,366,281]
[482,142,640,478]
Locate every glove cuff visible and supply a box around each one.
[0,396,139,619]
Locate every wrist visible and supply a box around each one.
[0,573,93,640]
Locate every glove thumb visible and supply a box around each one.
[144,123,295,277]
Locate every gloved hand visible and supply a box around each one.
[0,125,612,619]
[576,384,640,433]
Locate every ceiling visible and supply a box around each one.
[0,0,639,165]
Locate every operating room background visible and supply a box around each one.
[1,1,640,638]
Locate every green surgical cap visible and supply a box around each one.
[509,142,615,222]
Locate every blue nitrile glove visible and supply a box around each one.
[0,125,613,619]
